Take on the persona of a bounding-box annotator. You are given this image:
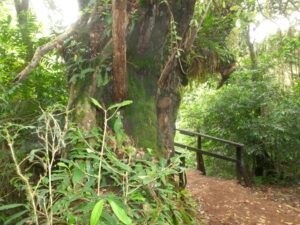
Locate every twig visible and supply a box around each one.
[5,135,39,225]
[284,204,300,213]
[97,109,107,196]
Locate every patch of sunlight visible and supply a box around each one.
[250,12,300,44]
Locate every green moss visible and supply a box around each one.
[124,73,157,149]
[124,54,159,149]
[69,75,97,133]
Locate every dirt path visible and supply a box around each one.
[186,170,300,225]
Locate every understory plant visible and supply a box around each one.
[0,102,197,225]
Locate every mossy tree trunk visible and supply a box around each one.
[124,1,170,152]
[65,1,197,157]
[124,0,196,157]
[156,1,196,157]
[64,1,111,132]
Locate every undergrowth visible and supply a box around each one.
[0,103,198,225]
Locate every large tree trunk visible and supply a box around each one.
[64,1,197,156]
[12,0,198,157]
[156,0,196,157]
[124,0,196,157]
[124,2,170,151]
[64,12,111,133]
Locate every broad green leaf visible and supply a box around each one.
[128,192,145,202]
[72,166,85,185]
[80,68,95,76]
[140,176,152,185]
[68,214,77,225]
[113,115,125,144]
[108,100,133,110]
[90,199,105,225]
[0,204,25,211]
[91,98,104,110]
[4,210,28,225]
[108,199,132,225]
[15,217,31,225]
[101,211,119,225]
[57,162,69,169]
[106,151,132,172]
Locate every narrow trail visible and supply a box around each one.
[186,170,300,225]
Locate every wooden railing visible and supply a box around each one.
[175,129,250,186]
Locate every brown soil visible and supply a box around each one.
[186,170,300,225]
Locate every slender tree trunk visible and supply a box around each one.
[112,0,128,102]
[245,26,257,70]
[14,0,33,60]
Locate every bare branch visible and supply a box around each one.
[14,20,81,83]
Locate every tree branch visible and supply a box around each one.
[14,20,82,83]
[158,0,211,88]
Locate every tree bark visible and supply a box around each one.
[156,0,196,157]
[112,0,128,102]
[68,1,197,156]
[64,7,111,133]
[123,1,170,150]
[123,0,196,156]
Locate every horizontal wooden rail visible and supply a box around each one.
[174,142,237,163]
[175,128,250,187]
[176,129,244,147]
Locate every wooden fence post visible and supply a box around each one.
[236,146,242,183]
[179,154,186,188]
[197,136,206,175]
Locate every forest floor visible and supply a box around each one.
[186,170,300,225]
